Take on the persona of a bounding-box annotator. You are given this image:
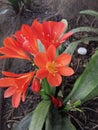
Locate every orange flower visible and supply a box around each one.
[0,37,30,60]
[14,24,39,56]
[34,45,74,87]
[0,71,35,108]
[31,78,41,93]
[32,19,73,49]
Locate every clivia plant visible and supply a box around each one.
[0,10,98,130]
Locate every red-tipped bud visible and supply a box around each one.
[51,96,62,108]
[31,78,41,93]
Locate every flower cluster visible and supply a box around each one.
[0,19,74,108]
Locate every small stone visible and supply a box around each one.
[0,9,9,15]
[77,47,87,55]
[7,123,11,128]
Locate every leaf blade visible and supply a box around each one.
[70,27,98,34]
[64,50,98,107]
[62,117,76,130]
[12,112,33,130]
[80,10,98,17]
[65,36,98,56]
[29,100,51,130]
[45,107,76,130]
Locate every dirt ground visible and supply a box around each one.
[0,1,98,130]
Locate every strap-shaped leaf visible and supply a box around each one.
[64,50,98,107]
[80,10,98,18]
[45,107,62,130]
[62,117,76,130]
[61,19,68,33]
[65,36,98,56]
[45,107,76,130]
[29,100,51,130]
[12,112,33,130]
[83,84,98,103]
[70,27,98,34]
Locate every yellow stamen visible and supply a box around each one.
[46,61,57,73]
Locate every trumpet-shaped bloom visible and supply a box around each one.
[0,37,30,60]
[14,24,39,56]
[32,19,73,49]
[34,45,74,87]
[0,71,35,108]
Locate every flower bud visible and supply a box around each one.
[51,96,62,108]
[31,78,41,93]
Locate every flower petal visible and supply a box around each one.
[4,37,16,48]
[32,19,43,39]
[43,21,52,39]
[31,78,41,93]
[0,37,30,60]
[2,71,22,77]
[22,92,26,102]
[57,66,74,76]
[21,24,34,38]
[12,92,21,108]
[36,69,48,79]
[47,45,56,61]
[55,53,71,66]
[34,53,48,68]
[15,27,39,56]
[0,48,30,60]
[52,22,66,41]
[4,87,16,98]
[15,72,34,88]
[21,83,29,102]
[60,31,73,43]
[0,78,15,87]
[47,73,62,87]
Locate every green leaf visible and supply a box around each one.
[12,112,33,130]
[45,107,62,130]
[83,84,98,103]
[57,42,67,54]
[70,27,98,34]
[37,39,45,52]
[65,40,79,55]
[40,79,56,100]
[40,91,50,100]
[42,78,56,96]
[62,117,76,130]
[61,19,68,32]
[63,50,98,107]
[45,107,76,130]
[80,10,98,18]
[65,36,98,55]
[29,100,51,130]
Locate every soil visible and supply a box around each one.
[0,1,98,130]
